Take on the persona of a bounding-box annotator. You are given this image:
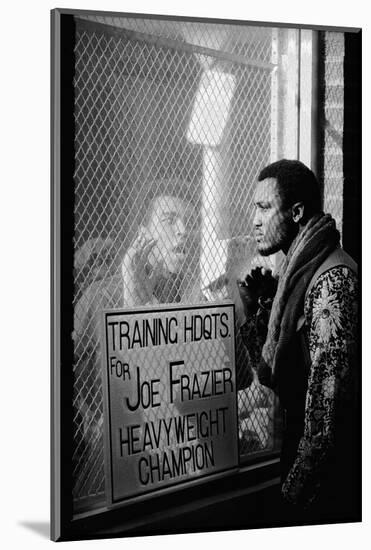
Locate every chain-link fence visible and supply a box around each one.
[72,16,291,512]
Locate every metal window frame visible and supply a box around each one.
[298,29,319,171]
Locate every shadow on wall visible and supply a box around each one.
[18,521,50,539]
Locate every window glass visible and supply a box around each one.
[72,16,300,513]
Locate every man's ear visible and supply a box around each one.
[291,202,304,223]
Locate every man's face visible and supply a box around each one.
[253,178,295,256]
[147,195,189,275]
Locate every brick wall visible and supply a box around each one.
[343,32,361,263]
[318,32,345,240]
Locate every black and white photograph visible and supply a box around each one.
[3,1,368,548]
[50,6,362,542]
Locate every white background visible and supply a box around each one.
[1,0,369,548]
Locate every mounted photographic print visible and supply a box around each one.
[51,7,361,542]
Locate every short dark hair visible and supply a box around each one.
[258,159,322,218]
[141,176,202,228]
[142,179,190,227]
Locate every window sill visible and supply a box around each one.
[65,456,281,541]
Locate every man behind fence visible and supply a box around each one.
[121,193,201,306]
[72,188,201,497]
[238,159,359,523]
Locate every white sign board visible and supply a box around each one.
[102,303,238,506]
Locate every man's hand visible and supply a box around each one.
[122,229,161,306]
[237,267,278,317]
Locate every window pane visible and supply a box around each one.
[72,16,300,513]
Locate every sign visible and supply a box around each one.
[102,303,238,505]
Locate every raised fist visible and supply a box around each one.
[122,229,162,306]
[237,267,278,317]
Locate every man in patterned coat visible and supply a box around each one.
[238,159,359,523]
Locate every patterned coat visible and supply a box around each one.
[241,263,358,514]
